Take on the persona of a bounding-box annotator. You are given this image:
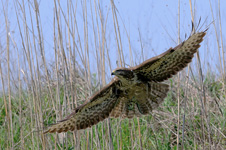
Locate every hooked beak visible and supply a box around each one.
[111,70,116,75]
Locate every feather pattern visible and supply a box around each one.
[110,82,169,118]
[132,32,206,82]
[44,31,206,134]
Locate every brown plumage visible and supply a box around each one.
[44,31,206,134]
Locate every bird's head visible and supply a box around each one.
[111,68,134,81]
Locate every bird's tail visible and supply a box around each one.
[110,82,169,118]
[144,82,169,111]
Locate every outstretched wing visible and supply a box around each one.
[44,78,122,133]
[132,31,206,82]
[110,82,169,118]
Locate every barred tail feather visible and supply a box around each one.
[146,82,169,110]
[136,82,169,115]
[110,98,125,118]
[110,82,169,119]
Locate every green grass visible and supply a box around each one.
[0,74,225,149]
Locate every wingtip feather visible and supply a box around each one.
[44,118,76,134]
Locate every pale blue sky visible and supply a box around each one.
[0,0,225,87]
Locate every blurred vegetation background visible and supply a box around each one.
[0,0,225,149]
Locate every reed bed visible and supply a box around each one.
[0,0,225,149]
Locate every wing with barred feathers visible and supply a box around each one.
[131,31,206,82]
[44,78,123,133]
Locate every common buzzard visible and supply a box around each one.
[44,30,206,133]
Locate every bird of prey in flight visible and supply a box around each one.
[44,30,206,134]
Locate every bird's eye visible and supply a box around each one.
[119,70,125,75]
